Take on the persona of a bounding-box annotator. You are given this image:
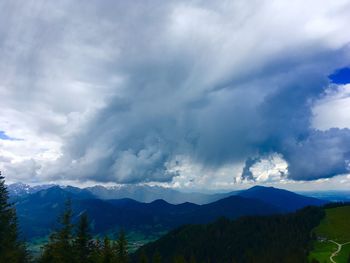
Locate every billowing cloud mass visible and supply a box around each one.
[1,0,350,188]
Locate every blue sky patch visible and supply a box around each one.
[0,131,15,140]
[329,67,350,84]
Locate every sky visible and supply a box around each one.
[1,0,350,191]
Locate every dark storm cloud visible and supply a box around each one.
[1,0,350,184]
[59,48,350,183]
[282,128,350,180]
[240,66,350,181]
[241,158,259,181]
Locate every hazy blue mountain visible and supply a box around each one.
[14,185,328,241]
[298,190,350,202]
[15,186,96,238]
[9,182,331,207]
[238,186,327,212]
[178,195,280,224]
[7,182,55,197]
[85,184,233,204]
[8,182,235,204]
[15,186,277,239]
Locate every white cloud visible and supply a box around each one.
[249,154,288,183]
[312,84,350,130]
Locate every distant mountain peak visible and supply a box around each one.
[150,199,171,206]
[239,185,327,212]
[247,185,275,190]
[7,182,56,197]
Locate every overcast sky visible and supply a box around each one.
[1,0,350,191]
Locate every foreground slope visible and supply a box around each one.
[133,206,325,263]
[309,205,350,263]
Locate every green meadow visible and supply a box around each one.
[309,206,350,263]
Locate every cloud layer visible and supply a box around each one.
[1,0,350,187]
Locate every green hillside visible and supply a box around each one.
[309,205,350,263]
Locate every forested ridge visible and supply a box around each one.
[132,206,326,263]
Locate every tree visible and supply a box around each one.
[115,230,128,263]
[189,255,196,263]
[101,236,115,263]
[89,239,103,263]
[38,204,132,263]
[39,199,75,262]
[138,249,148,263]
[74,212,93,263]
[0,171,29,263]
[152,251,161,263]
[173,255,187,263]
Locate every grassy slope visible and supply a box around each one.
[315,206,350,242]
[309,206,350,263]
[309,241,337,263]
[334,243,350,263]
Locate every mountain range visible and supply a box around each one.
[8,182,235,204]
[10,182,343,205]
[11,184,327,241]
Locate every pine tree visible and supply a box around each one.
[115,230,128,263]
[39,199,75,262]
[173,255,187,263]
[189,255,196,263]
[89,239,103,263]
[74,212,92,263]
[0,172,29,263]
[101,236,115,263]
[138,250,148,263]
[152,251,161,263]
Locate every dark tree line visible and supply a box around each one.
[132,207,326,263]
[0,172,30,263]
[38,200,129,263]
